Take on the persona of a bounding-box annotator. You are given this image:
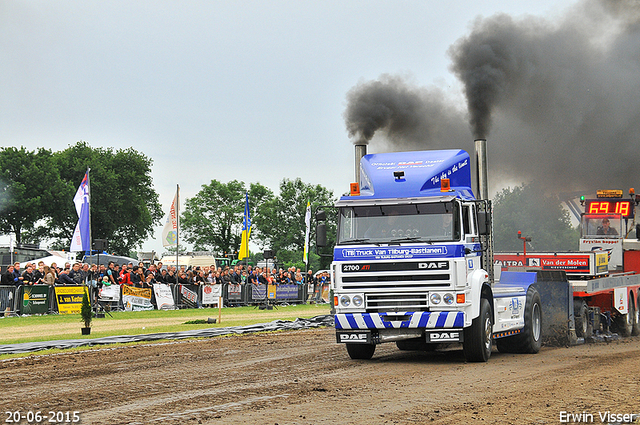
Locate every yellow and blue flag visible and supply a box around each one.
[238,192,251,260]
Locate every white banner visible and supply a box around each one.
[99,284,120,302]
[202,284,222,306]
[153,283,175,310]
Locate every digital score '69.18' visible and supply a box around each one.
[585,199,634,218]
[5,411,80,424]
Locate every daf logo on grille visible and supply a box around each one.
[418,261,448,269]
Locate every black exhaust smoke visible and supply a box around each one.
[344,0,640,190]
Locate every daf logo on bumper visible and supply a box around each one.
[337,331,372,344]
[427,331,462,342]
[419,261,449,269]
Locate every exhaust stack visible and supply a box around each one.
[354,144,367,186]
[474,138,488,200]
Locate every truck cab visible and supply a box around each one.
[324,147,542,362]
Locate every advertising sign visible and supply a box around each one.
[153,283,175,310]
[20,285,49,315]
[122,285,153,311]
[201,284,222,306]
[494,251,609,277]
[55,286,87,314]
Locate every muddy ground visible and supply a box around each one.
[1,328,639,425]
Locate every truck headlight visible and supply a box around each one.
[340,295,351,307]
[443,293,454,305]
[430,293,441,305]
[352,295,363,307]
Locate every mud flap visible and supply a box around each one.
[532,271,574,346]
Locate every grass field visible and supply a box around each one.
[0,303,332,346]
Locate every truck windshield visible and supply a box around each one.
[337,202,460,244]
[581,214,623,239]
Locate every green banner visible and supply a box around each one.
[21,285,50,315]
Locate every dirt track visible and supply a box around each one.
[1,328,639,425]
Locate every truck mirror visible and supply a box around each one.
[477,212,489,235]
[317,223,327,247]
[316,210,326,221]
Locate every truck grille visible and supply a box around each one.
[366,293,428,312]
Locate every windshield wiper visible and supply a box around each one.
[340,238,372,244]
[388,237,431,243]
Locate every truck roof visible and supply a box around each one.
[343,149,475,201]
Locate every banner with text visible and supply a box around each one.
[122,285,153,311]
[55,286,88,314]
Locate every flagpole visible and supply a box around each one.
[176,184,180,286]
[87,167,92,260]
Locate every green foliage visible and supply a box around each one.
[49,141,163,255]
[181,180,273,255]
[80,288,92,328]
[0,147,68,244]
[493,182,579,252]
[252,178,336,269]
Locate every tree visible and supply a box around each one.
[0,147,68,245]
[49,141,163,255]
[252,178,336,268]
[493,182,579,252]
[181,180,273,255]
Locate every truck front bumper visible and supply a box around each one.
[335,311,465,330]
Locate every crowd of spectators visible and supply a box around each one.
[1,260,331,290]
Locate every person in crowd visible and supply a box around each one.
[107,261,117,285]
[12,262,23,286]
[221,269,232,285]
[1,265,15,286]
[306,269,315,286]
[119,266,132,286]
[33,261,45,284]
[43,265,56,286]
[177,270,189,285]
[157,268,168,284]
[57,268,76,285]
[142,272,155,289]
[21,264,36,286]
[68,263,84,285]
[295,269,303,285]
[194,268,206,285]
[130,266,143,287]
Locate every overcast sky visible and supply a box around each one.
[1,0,569,254]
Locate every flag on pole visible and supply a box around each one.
[238,192,251,260]
[303,200,311,265]
[70,172,91,252]
[162,186,179,247]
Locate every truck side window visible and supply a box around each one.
[463,205,471,236]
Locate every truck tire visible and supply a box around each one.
[346,343,376,360]
[496,287,542,354]
[463,297,492,362]
[574,299,592,339]
[614,293,634,337]
[634,295,640,337]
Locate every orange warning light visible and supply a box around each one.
[440,178,451,192]
[350,182,360,196]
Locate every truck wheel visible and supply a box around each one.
[496,287,542,354]
[463,297,492,362]
[346,343,376,360]
[574,299,592,338]
[614,295,634,337]
[634,295,640,337]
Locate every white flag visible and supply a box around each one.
[303,201,311,264]
[162,187,179,247]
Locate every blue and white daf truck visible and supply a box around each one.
[317,140,542,362]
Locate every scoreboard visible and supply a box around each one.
[585,199,634,218]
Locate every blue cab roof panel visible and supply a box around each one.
[347,149,476,201]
